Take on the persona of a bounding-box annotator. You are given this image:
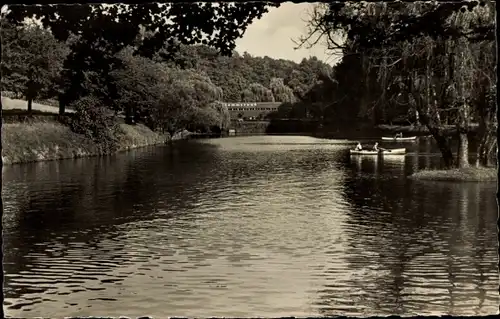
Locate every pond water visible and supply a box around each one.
[2,135,498,317]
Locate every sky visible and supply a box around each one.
[235,2,343,65]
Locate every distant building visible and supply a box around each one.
[222,102,283,120]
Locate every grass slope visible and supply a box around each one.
[2,120,166,165]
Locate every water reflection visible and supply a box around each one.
[2,136,498,317]
[331,158,498,316]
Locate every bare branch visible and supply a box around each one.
[325,30,346,50]
[370,57,402,68]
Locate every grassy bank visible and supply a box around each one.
[1,119,167,165]
[409,167,497,182]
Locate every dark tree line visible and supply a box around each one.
[294,1,496,168]
[1,3,334,144]
[0,2,322,150]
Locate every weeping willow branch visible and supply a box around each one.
[371,57,402,68]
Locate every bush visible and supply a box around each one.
[69,95,120,153]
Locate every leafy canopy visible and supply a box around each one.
[5,3,281,58]
[1,22,69,101]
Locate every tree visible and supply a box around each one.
[248,83,275,102]
[470,45,496,166]
[298,1,496,168]
[241,88,256,102]
[152,67,226,136]
[69,95,120,153]
[1,22,69,113]
[150,43,333,104]
[111,46,169,124]
[5,3,280,114]
[269,77,296,103]
[284,69,310,100]
[5,3,280,56]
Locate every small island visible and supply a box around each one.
[409,167,497,182]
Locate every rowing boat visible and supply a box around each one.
[381,136,417,141]
[350,148,406,155]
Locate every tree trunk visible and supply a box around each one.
[476,144,485,167]
[423,120,455,168]
[125,105,133,125]
[58,93,66,116]
[475,116,489,167]
[457,132,470,168]
[435,134,456,168]
[485,136,497,166]
[408,77,455,168]
[456,101,470,168]
[358,54,369,119]
[132,106,138,125]
[27,98,33,115]
[167,129,175,139]
[414,101,455,168]
[478,134,491,166]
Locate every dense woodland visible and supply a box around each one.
[1,2,497,168]
[1,4,331,138]
[296,1,497,168]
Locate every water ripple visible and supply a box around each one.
[2,136,498,317]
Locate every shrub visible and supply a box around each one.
[68,95,120,153]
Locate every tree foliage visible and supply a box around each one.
[155,44,333,103]
[110,46,229,135]
[298,0,496,168]
[5,3,280,57]
[2,3,336,141]
[110,46,168,123]
[156,67,227,134]
[270,77,296,103]
[69,95,120,153]
[1,22,69,111]
[4,3,279,111]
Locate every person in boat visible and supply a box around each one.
[394,132,403,139]
[355,142,363,151]
[372,142,380,151]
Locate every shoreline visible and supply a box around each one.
[409,167,497,182]
[1,119,174,166]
